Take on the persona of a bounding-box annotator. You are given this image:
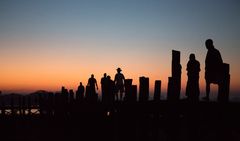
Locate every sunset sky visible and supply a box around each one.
[0,0,239,99]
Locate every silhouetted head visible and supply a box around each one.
[80,82,82,85]
[91,74,94,78]
[205,39,214,50]
[189,54,195,61]
[107,75,111,80]
[104,73,107,77]
[117,67,122,73]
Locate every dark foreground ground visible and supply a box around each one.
[1,101,240,141]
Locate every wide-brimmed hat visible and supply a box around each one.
[116,68,122,71]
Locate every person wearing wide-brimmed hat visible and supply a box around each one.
[114,68,125,101]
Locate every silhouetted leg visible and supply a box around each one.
[203,81,210,100]
[120,92,123,101]
[217,83,224,102]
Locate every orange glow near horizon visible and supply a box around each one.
[0,38,239,96]
[0,61,239,95]
[1,0,239,99]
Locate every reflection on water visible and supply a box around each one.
[0,109,39,115]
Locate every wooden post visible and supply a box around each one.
[167,77,174,100]
[218,63,230,102]
[27,96,31,115]
[10,96,14,115]
[168,50,182,101]
[131,85,137,102]
[124,79,133,102]
[139,77,149,102]
[154,80,161,101]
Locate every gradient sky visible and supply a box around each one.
[0,0,239,99]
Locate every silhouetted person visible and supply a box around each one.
[114,68,125,101]
[203,39,223,100]
[186,54,200,101]
[101,73,108,102]
[76,82,85,101]
[87,74,98,97]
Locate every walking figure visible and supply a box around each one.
[186,54,200,101]
[87,74,98,96]
[114,68,125,101]
[203,39,223,101]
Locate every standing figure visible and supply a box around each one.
[203,39,223,101]
[186,54,201,101]
[101,73,108,103]
[87,74,98,96]
[114,68,125,101]
[76,82,85,101]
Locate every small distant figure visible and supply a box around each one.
[203,39,223,101]
[101,73,108,102]
[76,82,85,101]
[114,68,125,101]
[87,74,98,96]
[186,54,200,101]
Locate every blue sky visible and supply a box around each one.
[1,0,239,40]
[0,0,239,100]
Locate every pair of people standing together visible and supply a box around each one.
[186,39,223,101]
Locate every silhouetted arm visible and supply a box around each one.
[197,61,201,72]
[114,74,117,84]
[87,79,90,86]
[95,79,98,90]
[122,74,125,84]
[217,50,223,64]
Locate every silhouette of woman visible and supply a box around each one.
[186,54,200,101]
[87,74,98,96]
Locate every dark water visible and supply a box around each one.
[1,101,240,141]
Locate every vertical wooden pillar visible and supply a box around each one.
[139,77,149,102]
[27,96,31,115]
[131,85,137,102]
[154,80,161,101]
[168,50,182,101]
[124,79,132,101]
[218,63,230,102]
